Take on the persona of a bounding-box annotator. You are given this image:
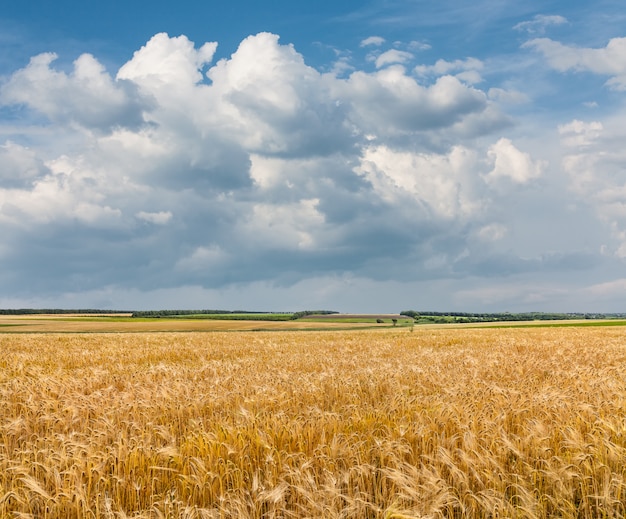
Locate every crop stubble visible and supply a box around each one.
[1,327,626,517]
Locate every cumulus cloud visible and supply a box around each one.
[408,40,431,51]
[524,36,626,90]
[375,49,414,68]
[355,145,483,220]
[0,141,49,187]
[118,33,217,86]
[415,58,484,84]
[360,36,385,47]
[1,52,146,130]
[241,199,326,251]
[476,223,507,242]
[341,67,488,135]
[558,119,603,147]
[558,115,626,257]
[485,138,545,184]
[205,33,353,157]
[487,88,529,104]
[136,211,173,224]
[0,148,127,228]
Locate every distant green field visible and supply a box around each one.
[159,314,414,324]
[303,317,414,324]
[480,320,626,329]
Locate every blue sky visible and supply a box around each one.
[1,0,626,312]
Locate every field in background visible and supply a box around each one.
[2,326,626,517]
[0,313,413,333]
[2,313,624,333]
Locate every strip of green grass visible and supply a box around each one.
[476,320,626,329]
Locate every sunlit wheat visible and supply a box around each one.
[1,327,626,517]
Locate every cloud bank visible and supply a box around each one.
[1,30,625,310]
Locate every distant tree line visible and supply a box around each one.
[400,310,626,323]
[290,310,339,320]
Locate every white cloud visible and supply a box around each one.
[74,202,123,225]
[0,52,145,130]
[513,15,568,34]
[408,40,431,51]
[136,211,173,225]
[558,119,603,147]
[558,118,612,195]
[249,154,283,189]
[485,138,545,184]
[0,148,127,228]
[118,33,217,86]
[524,36,626,90]
[360,36,385,47]
[330,56,354,76]
[248,154,345,193]
[355,145,483,219]
[556,112,626,258]
[0,175,122,227]
[375,49,414,68]
[476,223,507,242]
[342,67,488,135]
[241,199,326,251]
[415,58,484,84]
[0,141,48,187]
[205,32,348,156]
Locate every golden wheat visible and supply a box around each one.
[1,327,625,517]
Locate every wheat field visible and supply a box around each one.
[1,327,626,518]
